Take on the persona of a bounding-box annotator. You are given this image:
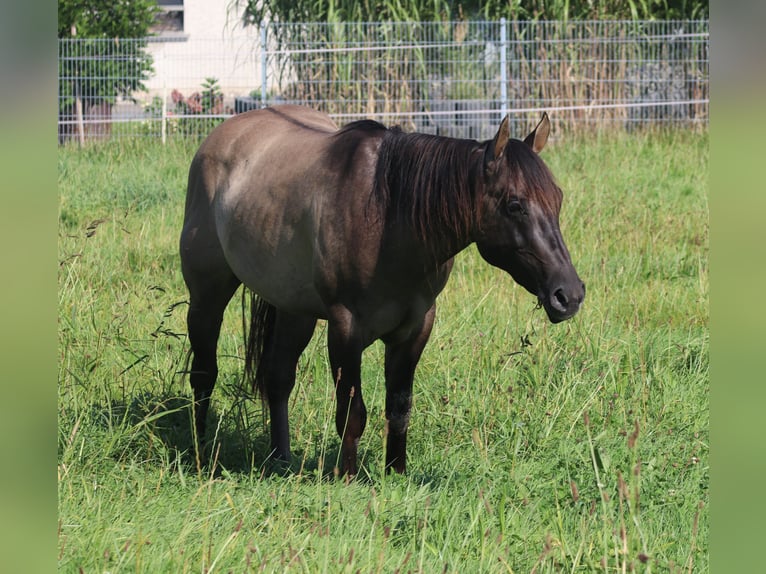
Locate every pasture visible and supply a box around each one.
[58,127,708,572]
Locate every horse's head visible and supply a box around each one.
[474,113,585,323]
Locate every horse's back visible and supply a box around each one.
[210,104,339,152]
[181,105,363,315]
[189,105,338,191]
[184,104,340,223]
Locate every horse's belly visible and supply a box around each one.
[213,172,329,316]
[226,247,326,317]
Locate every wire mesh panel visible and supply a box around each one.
[263,19,708,137]
[263,20,506,139]
[500,20,710,131]
[57,20,709,143]
[58,38,155,143]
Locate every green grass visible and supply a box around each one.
[58,128,708,572]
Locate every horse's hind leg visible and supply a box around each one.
[181,229,241,461]
[259,310,317,462]
[185,275,240,460]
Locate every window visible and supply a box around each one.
[150,0,185,39]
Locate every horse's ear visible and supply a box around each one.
[523,112,551,153]
[492,115,511,159]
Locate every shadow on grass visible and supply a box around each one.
[63,393,470,496]
[75,390,359,482]
[71,388,452,488]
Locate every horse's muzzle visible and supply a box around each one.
[542,280,585,323]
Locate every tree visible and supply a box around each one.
[58,0,159,143]
[58,0,159,38]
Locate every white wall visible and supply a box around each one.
[143,0,263,103]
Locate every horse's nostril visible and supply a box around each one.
[553,288,568,309]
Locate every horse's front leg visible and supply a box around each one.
[383,304,436,474]
[327,307,366,477]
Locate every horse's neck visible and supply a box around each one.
[381,203,475,271]
[380,135,484,264]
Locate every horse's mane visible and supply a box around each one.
[373,128,483,245]
[337,119,388,134]
[353,122,561,248]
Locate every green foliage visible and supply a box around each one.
[236,14,707,131]
[166,77,227,138]
[137,78,227,140]
[239,0,708,24]
[58,0,159,38]
[200,77,224,114]
[58,39,154,107]
[58,128,708,571]
[58,0,158,112]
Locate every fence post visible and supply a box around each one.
[500,18,508,121]
[161,87,167,145]
[74,84,85,147]
[260,22,268,108]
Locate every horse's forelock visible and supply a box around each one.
[505,139,562,215]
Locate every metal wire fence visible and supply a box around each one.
[58,19,709,144]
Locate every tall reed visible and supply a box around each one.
[262,19,708,135]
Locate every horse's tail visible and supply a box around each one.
[242,288,276,399]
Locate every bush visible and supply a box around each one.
[141,78,229,140]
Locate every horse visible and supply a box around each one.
[180,104,584,476]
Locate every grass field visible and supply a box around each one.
[58,127,708,572]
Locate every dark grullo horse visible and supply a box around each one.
[180,104,584,476]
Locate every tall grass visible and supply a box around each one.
[58,127,708,571]
[238,0,708,23]
[242,0,709,130]
[261,19,708,136]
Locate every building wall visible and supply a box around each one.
[143,0,262,103]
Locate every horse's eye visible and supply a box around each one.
[505,198,527,217]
